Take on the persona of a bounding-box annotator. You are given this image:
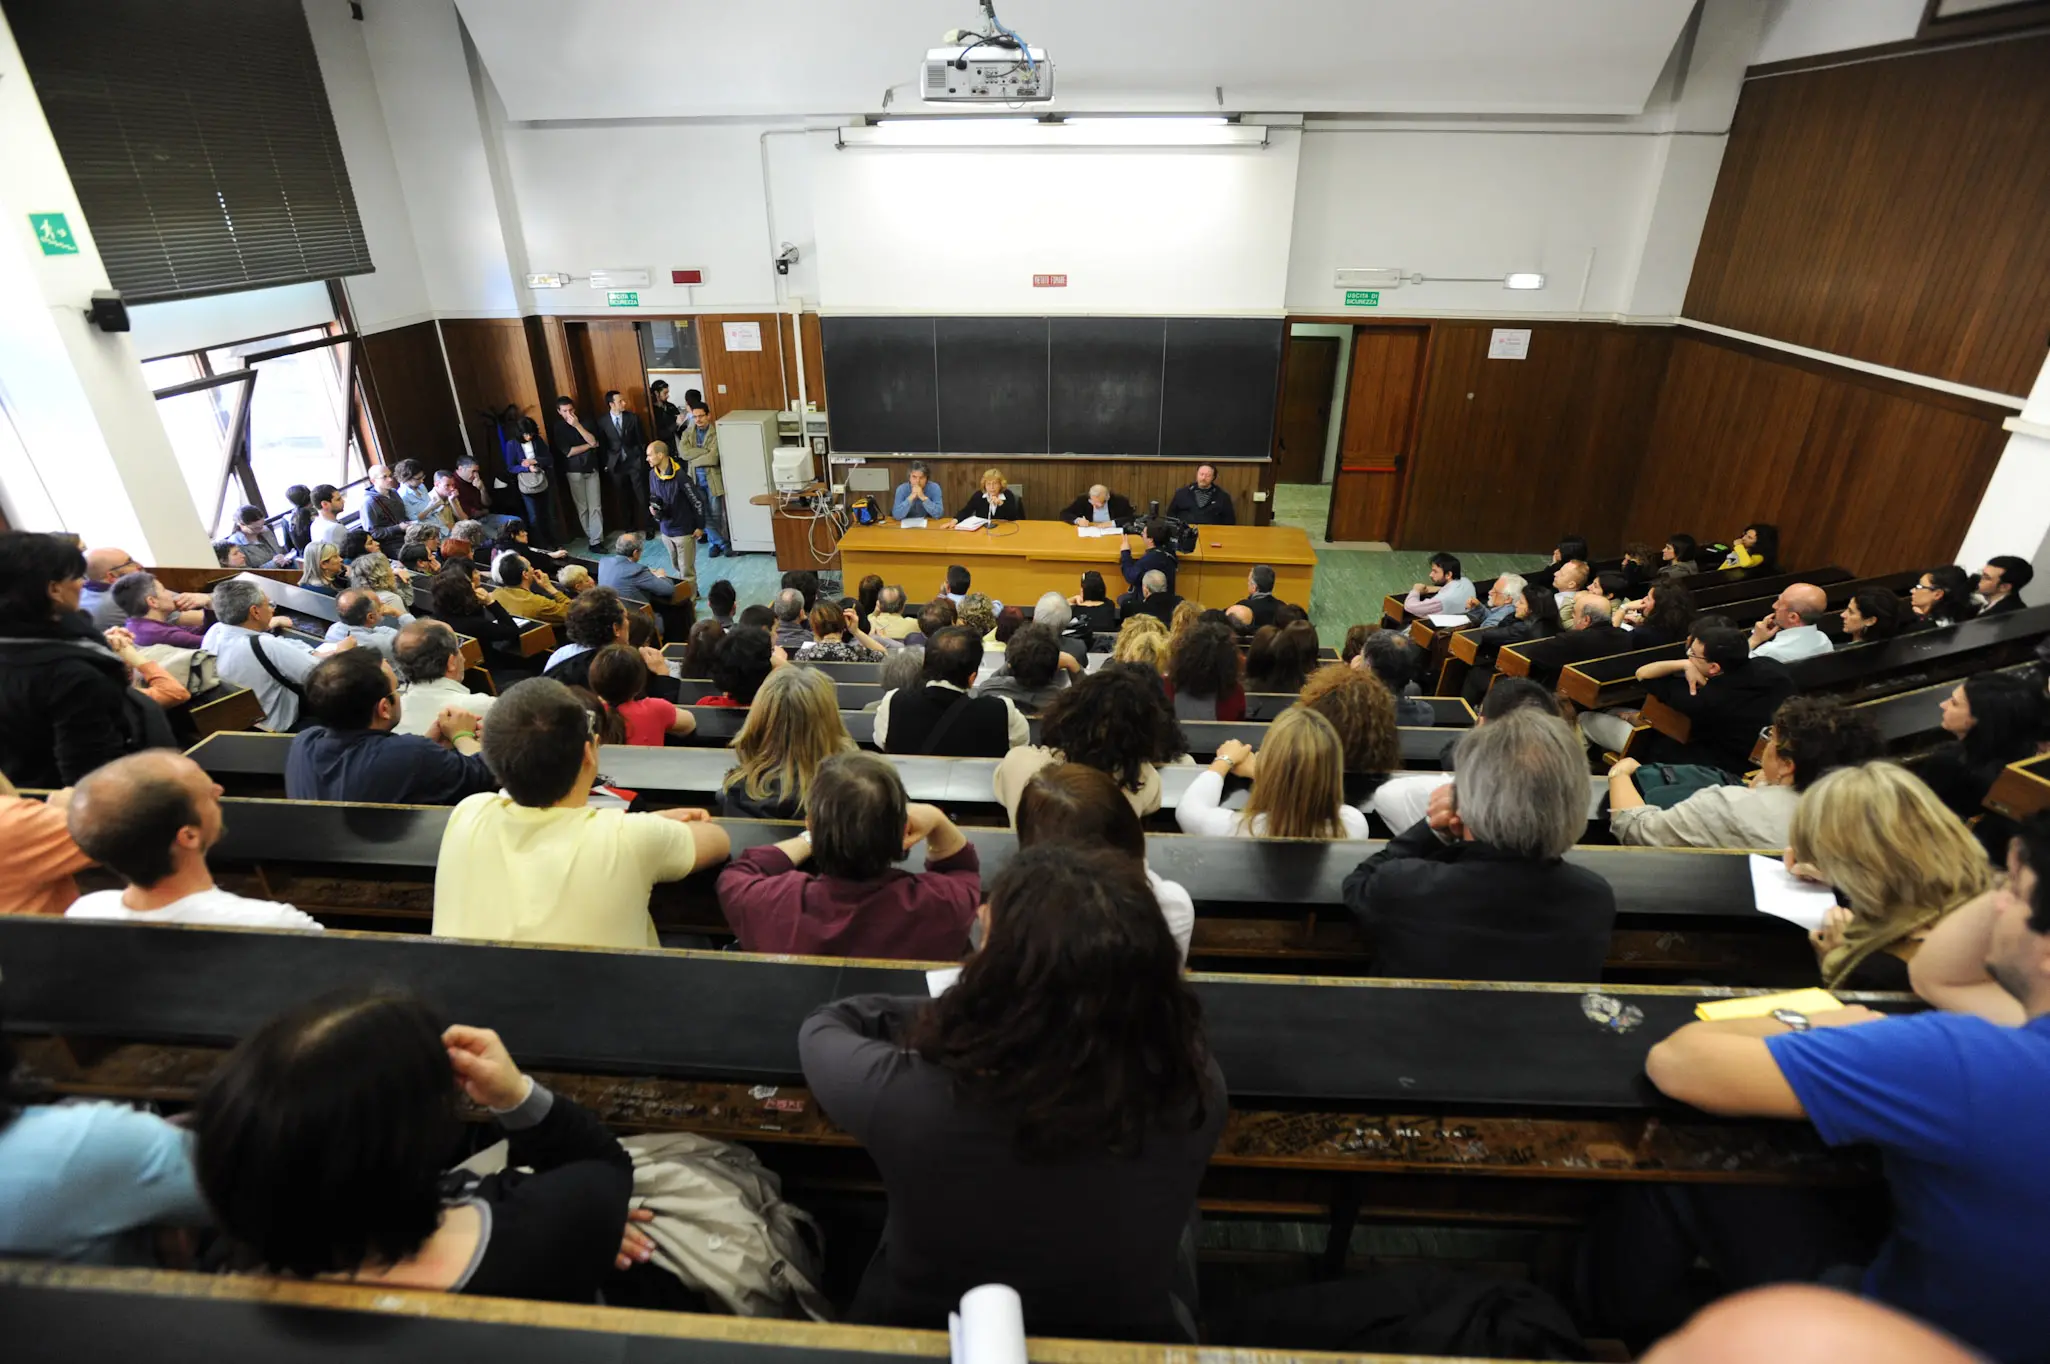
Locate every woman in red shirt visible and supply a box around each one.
[587,644,694,746]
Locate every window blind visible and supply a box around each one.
[6,0,374,304]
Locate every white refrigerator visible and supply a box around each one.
[713,410,778,554]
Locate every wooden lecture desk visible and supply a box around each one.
[836,520,1317,611]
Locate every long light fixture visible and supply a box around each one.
[837,116,1268,149]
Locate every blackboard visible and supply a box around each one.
[821,314,1281,459]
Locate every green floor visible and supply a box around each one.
[583,484,1541,650]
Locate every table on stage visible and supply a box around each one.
[836,520,1316,611]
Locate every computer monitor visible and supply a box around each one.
[772,446,812,492]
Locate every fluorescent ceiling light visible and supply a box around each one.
[839,118,1266,149]
[1503,272,1546,290]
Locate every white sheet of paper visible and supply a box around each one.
[954,516,989,531]
[926,967,961,996]
[722,320,762,351]
[1749,854,1836,933]
[1430,613,1470,627]
[898,517,928,529]
[1077,525,1122,538]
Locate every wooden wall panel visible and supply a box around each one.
[1624,334,2010,576]
[1689,34,2050,396]
[526,316,577,411]
[356,321,463,471]
[439,319,541,477]
[843,457,1258,530]
[699,313,786,415]
[1395,322,1671,554]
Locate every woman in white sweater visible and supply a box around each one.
[1606,695,1885,849]
[1176,705,1370,841]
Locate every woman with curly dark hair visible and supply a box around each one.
[1841,587,1909,644]
[1622,582,1694,648]
[1246,620,1320,695]
[992,664,1186,822]
[799,846,1224,1337]
[1164,620,1245,720]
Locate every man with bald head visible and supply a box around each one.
[323,588,399,658]
[78,548,206,632]
[1749,582,1834,662]
[64,751,320,928]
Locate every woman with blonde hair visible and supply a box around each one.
[955,592,997,641]
[954,468,1023,523]
[1790,761,1994,991]
[1168,599,1201,642]
[720,665,858,821]
[348,551,409,617]
[1177,705,1368,840]
[1111,613,1169,674]
[298,542,345,595]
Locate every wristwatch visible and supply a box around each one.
[1771,1008,1812,1032]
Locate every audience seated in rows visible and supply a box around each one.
[598,533,680,609]
[392,620,496,735]
[1630,624,1797,775]
[1608,695,1885,850]
[1840,587,1909,643]
[427,567,529,680]
[798,845,1224,1337]
[770,588,811,651]
[866,584,917,640]
[1177,705,1367,840]
[1119,568,1182,628]
[1353,627,1434,726]
[1165,620,1245,721]
[65,750,320,929]
[875,626,1028,758]
[491,553,570,625]
[1636,813,2050,1364]
[193,992,630,1302]
[1249,622,1321,697]
[588,644,695,746]
[1111,613,1170,673]
[299,541,346,595]
[431,678,729,949]
[1979,555,2032,616]
[1459,577,1561,704]
[1910,565,1978,630]
[994,664,1187,822]
[1017,762,1194,963]
[1402,552,1475,620]
[717,752,980,961]
[349,551,410,618]
[676,618,724,680]
[112,571,205,650]
[1346,708,1615,983]
[543,588,671,698]
[1237,663,1401,807]
[1716,521,1778,571]
[1790,762,1994,992]
[1912,672,2049,831]
[1066,570,1118,637]
[720,666,857,819]
[285,648,496,806]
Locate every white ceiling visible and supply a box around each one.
[453,0,1701,122]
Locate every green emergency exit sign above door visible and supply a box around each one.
[1343,290,1379,307]
[605,290,639,307]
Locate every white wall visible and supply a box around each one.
[812,130,1302,315]
[303,0,435,333]
[1286,127,1666,318]
[1753,0,1923,65]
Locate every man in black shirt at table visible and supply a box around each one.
[1633,625,1796,776]
[1166,464,1236,526]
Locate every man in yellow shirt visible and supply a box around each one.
[488,554,571,626]
[431,678,730,948]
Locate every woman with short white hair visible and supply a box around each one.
[1343,708,1615,982]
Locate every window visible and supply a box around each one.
[150,372,254,536]
[642,319,702,370]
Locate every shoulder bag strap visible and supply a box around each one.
[917,691,979,755]
[248,635,304,696]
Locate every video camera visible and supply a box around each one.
[1122,499,1198,555]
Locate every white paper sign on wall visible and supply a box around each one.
[1487,328,1532,361]
[723,321,763,352]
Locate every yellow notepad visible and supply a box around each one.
[1695,988,1843,1022]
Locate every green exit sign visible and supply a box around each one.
[1344,289,1380,307]
[605,290,639,308]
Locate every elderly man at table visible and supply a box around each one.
[596,534,679,609]
[892,460,945,521]
[1061,484,1134,527]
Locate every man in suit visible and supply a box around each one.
[1979,556,2033,616]
[1118,569,1183,627]
[872,625,1027,757]
[548,395,603,546]
[1237,564,1288,628]
[1060,484,1133,527]
[1166,463,1236,526]
[597,533,680,609]
[596,390,648,540]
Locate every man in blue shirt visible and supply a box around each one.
[1644,812,2050,1364]
[892,461,945,521]
[284,648,495,805]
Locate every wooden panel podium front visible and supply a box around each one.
[837,521,1316,610]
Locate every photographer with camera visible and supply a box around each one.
[1119,516,1180,600]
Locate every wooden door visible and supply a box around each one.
[1328,327,1427,543]
[1275,335,1339,484]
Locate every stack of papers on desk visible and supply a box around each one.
[898,517,928,529]
[1430,613,1470,627]
[953,516,989,531]
[1077,525,1123,539]
[1748,854,1837,932]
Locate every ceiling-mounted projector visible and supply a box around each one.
[922,44,1052,102]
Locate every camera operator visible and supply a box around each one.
[1119,516,1180,599]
